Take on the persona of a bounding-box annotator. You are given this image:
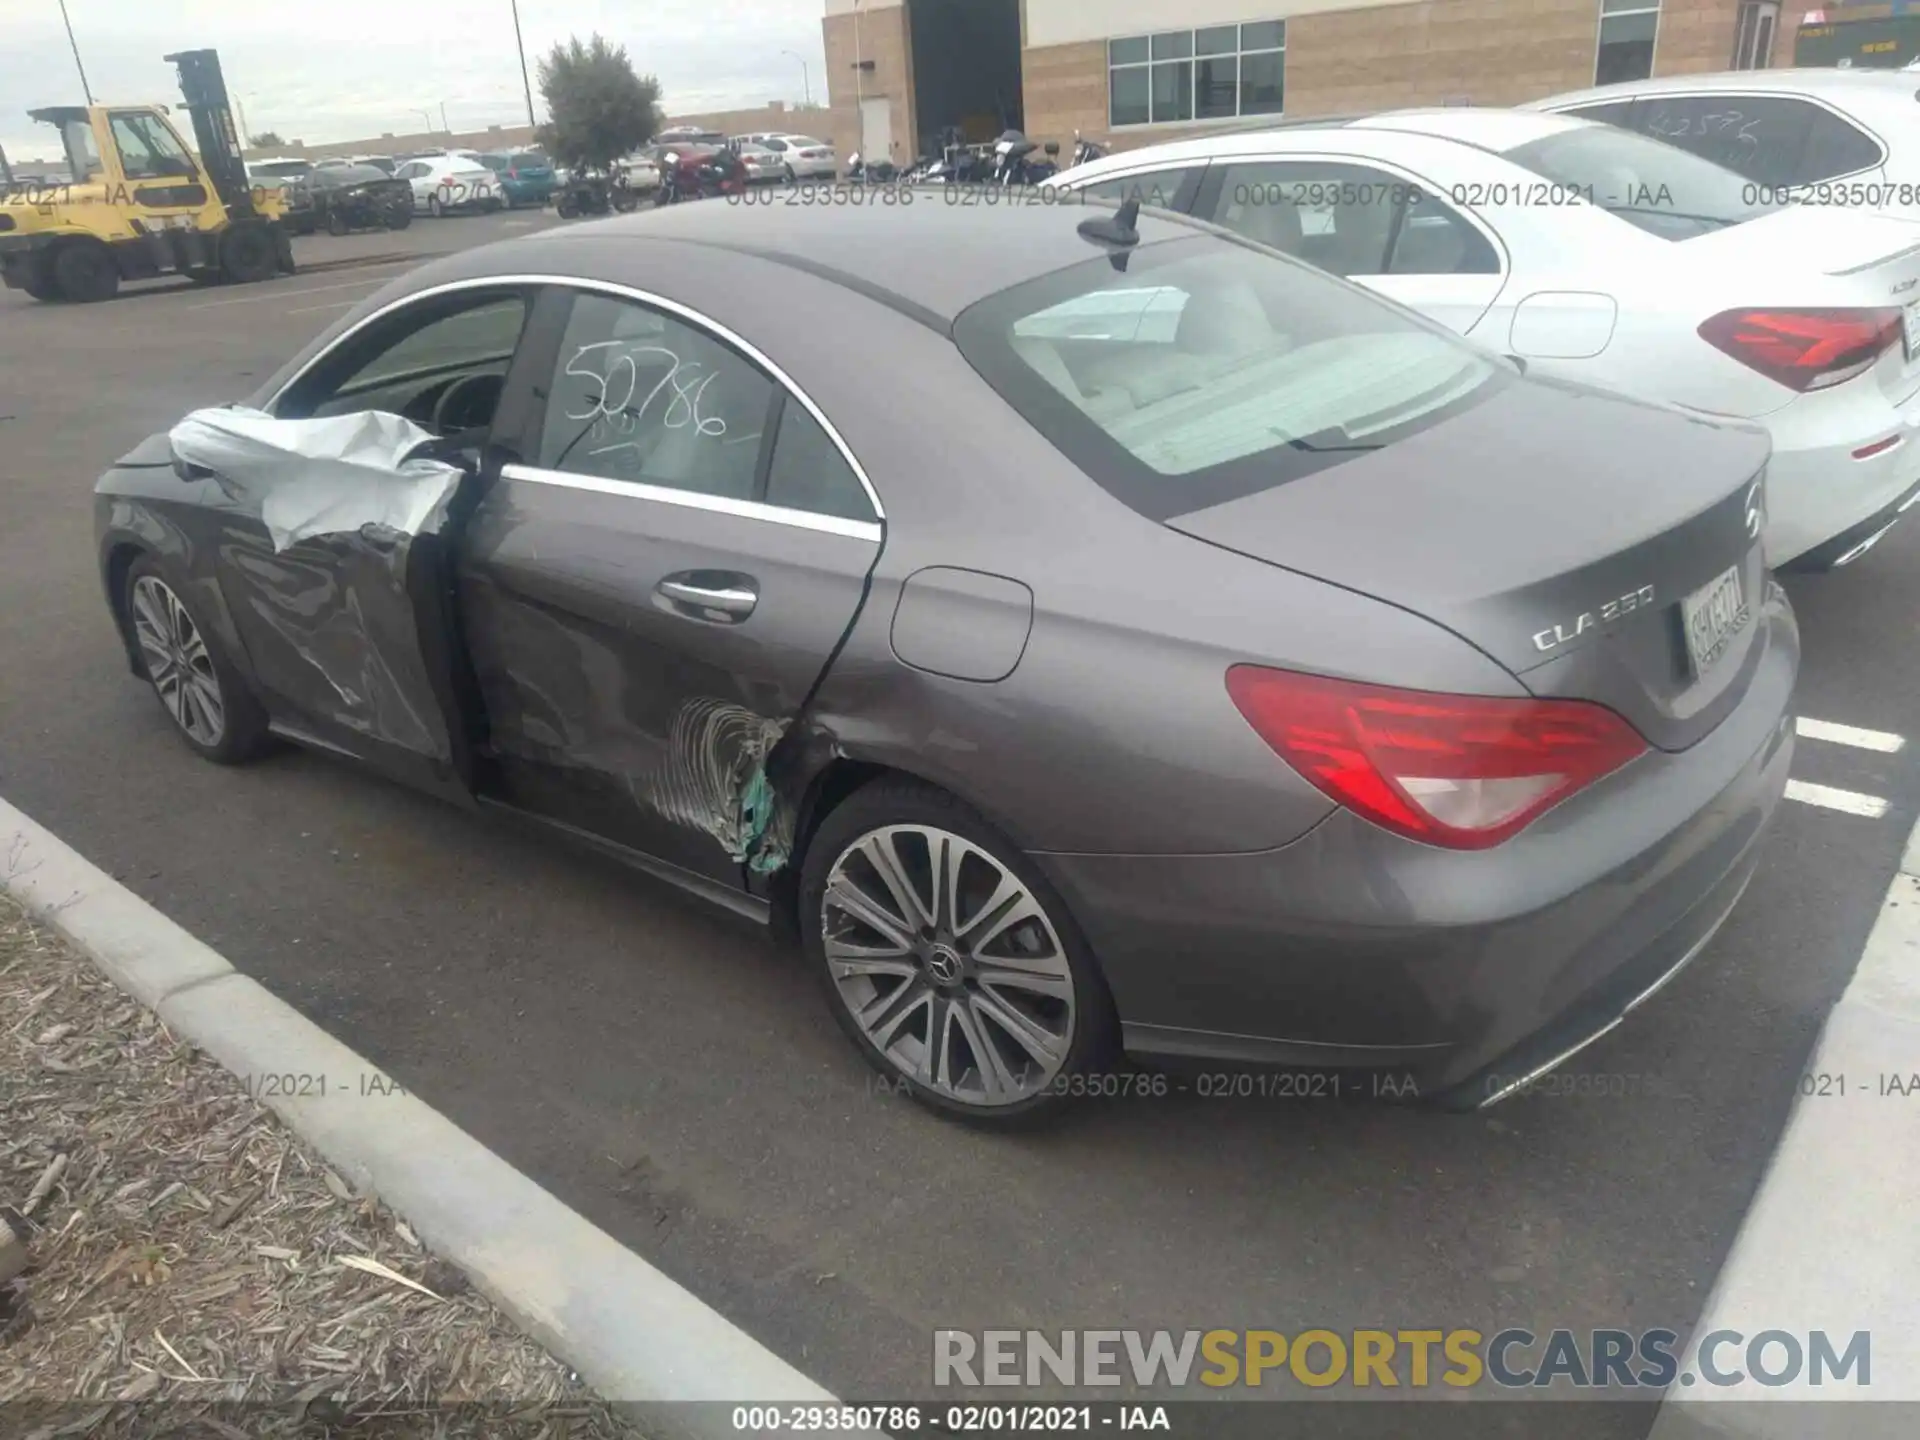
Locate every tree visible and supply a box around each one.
[534,35,661,173]
[248,131,284,148]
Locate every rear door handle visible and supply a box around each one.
[655,573,759,622]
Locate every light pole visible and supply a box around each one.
[57,0,95,105]
[510,0,538,129]
[415,108,434,136]
[781,49,812,107]
[440,100,450,133]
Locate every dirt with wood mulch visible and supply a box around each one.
[0,891,643,1438]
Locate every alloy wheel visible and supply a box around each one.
[822,824,1076,1107]
[130,575,226,747]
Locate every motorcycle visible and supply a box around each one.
[553,167,639,219]
[989,130,1061,187]
[844,152,902,184]
[653,148,748,205]
[1070,131,1111,168]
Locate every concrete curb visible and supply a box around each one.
[1649,814,1920,1439]
[0,795,864,1439]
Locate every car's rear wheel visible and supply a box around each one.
[386,206,412,230]
[429,194,446,219]
[52,240,119,302]
[124,559,271,765]
[801,779,1115,1125]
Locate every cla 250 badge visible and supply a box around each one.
[1532,585,1656,654]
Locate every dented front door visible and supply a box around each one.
[456,285,884,890]
[169,407,478,802]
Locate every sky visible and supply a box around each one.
[1,0,830,164]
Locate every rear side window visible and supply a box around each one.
[1630,93,1879,187]
[1800,106,1884,181]
[953,233,1508,522]
[1557,99,1639,129]
[764,403,875,523]
[1504,122,1780,237]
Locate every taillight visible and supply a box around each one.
[1698,307,1903,392]
[1225,666,1648,850]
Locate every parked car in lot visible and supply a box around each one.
[615,153,661,191]
[392,153,500,217]
[95,199,1795,1123]
[1051,108,1920,571]
[734,142,786,185]
[302,163,414,234]
[1527,69,1920,221]
[477,150,556,208]
[740,133,836,181]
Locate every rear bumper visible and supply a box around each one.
[1762,380,1920,564]
[1034,583,1798,1102]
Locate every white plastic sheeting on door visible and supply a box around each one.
[167,407,465,553]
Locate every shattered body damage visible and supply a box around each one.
[165,407,469,767]
[648,698,795,875]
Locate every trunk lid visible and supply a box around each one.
[1166,375,1772,751]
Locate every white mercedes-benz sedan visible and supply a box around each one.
[1050,108,1920,570]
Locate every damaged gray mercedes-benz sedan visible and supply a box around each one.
[94,196,1798,1123]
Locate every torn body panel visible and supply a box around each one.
[155,407,475,795]
[454,466,881,890]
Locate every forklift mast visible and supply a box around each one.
[163,48,259,217]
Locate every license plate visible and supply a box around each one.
[1905,298,1920,361]
[1682,564,1749,678]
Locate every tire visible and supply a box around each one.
[784,164,796,185]
[386,206,412,230]
[123,556,272,766]
[51,240,119,302]
[17,254,60,301]
[556,194,578,219]
[326,207,350,236]
[800,778,1117,1126]
[429,194,446,219]
[219,221,279,283]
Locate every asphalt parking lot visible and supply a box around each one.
[3,206,1918,1429]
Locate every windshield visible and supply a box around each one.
[954,232,1509,521]
[1503,124,1782,239]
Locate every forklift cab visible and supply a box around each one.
[0,48,295,303]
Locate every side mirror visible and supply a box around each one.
[1045,142,1061,157]
[171,448,213,482]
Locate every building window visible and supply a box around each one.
[1732,0,1779,69]
[1109,21,1286,127]
[1596,0,1660,85]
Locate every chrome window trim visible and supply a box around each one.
[265,271,888,524]
[499,462,884,543]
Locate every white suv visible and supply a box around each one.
[1528,69,1920,219]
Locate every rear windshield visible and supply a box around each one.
[321,165,390,185]
[953,231,1509,521]
[509,152,544,167]
[1503,125,1782,239]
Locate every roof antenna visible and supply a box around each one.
[1077,196,1140,271]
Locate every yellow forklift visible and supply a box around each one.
[0,49,296,303]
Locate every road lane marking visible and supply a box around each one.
[1795,718,1906,753]
[287,299,365,315]
[186,271,408,310]
[1785,780,1891,818]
